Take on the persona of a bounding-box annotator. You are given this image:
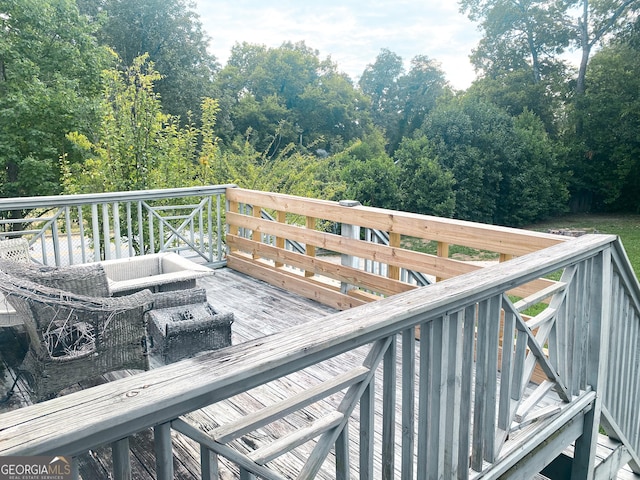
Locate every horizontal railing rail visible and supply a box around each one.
[365,228,432,286]
[0,185,235,267]
[0,234,624,479]
[225,188,567,310]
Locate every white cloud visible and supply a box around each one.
[196,0,481,89]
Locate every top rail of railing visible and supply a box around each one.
[227,188,566,257]
[0,185,236,266]
[0,185,236,210]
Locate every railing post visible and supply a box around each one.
[305,215,316,277]
[360,381,374,479]
[91,203,101,261]
[51,220,62,266]
[336,424,350,480]
[216,194,223,263]
[200,445,218,480]
[113,201,122,258]
[382,335,396,479]
[388,232,401,281]
[402,327,416,480]
[227,198,239,254]
[112,437,131,480]
[436,241,449,282]
[65,207,74,265]
[339,200,360,294]
[251,204,261,257]
[154,422,174,480]
[571,249,612,479]
[102,203,111,260]
[275,210,286,268]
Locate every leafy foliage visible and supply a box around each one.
[334,131,400,209]
[214,41,370,157]
[572,42,640,211]
[421,96,567,225]
[0,0,109,204]
[63,56,219,193]
[459,0,639,95]
[460,0,569,83]
[359,49,450,154]
[79,0,219,122]
[394,136,456,217]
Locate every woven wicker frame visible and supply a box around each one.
[145,287,232,363]
[0,259,111,297]
[0,268,153,401]
[147,301,233,364]
[0,238,30,263]
[0,238,31,326]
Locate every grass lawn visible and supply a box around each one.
[526,213,640,279]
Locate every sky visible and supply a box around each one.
[195,0,482,90]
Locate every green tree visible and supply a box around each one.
[63,55,219,194]
[393,136,456,217]
[460,0,568,84]
[459,0,640,95]
[338,132,400,209]
[0,0,109,206]
[80,0,219,122]
[215,41,369,156]
[465,68,569,136]
[359,49,448,154]
[422,96,567,225]
[566,0,639,95]
[422,97,508,223]
[359,49,404,142]
[298,71,370,150]
[312,129,399,208]
[572,41,640,211]
[505,110,568,223]
[394,55,449,150]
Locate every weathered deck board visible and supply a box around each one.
[188,269,375,479]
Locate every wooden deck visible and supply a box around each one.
[1,267,637,479]
[1,268,339,478]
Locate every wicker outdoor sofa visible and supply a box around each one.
[100,252,215,295]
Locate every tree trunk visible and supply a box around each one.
[575,0,591,96]
[527,27,541,84]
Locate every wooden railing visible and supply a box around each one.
[599,240,640,475]
[0,186,565,295]
[226,188,567,310]
[1,234,637,479]
[0,186,233,267]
